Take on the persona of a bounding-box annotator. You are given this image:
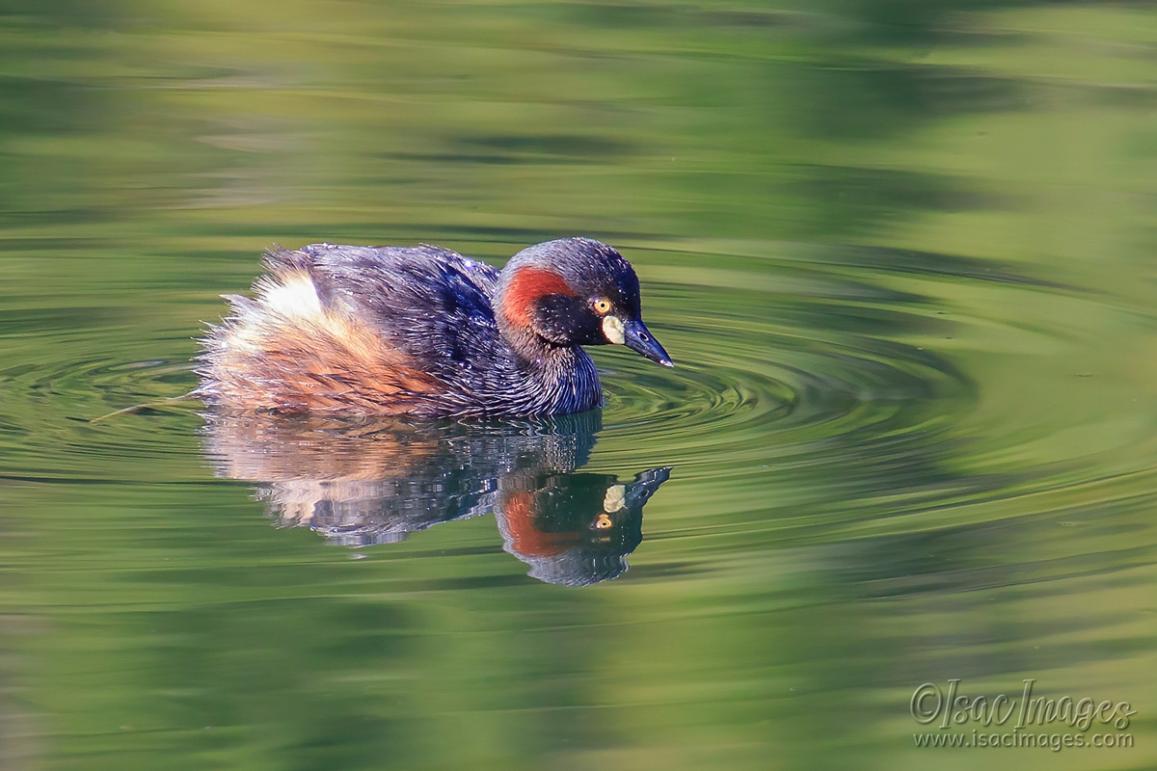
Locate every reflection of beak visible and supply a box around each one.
[624,466,672,508]
[622,318,674,368]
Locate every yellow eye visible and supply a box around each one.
[593,298,612,316]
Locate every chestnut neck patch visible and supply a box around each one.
[501,267,577,328]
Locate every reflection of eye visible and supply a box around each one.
[593,298,612,315]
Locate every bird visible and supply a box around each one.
[196,237,673,418]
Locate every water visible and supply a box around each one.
[2,2,1156,769]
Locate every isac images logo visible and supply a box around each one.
[910,679,1136,752]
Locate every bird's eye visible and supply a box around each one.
[593,298,612,316]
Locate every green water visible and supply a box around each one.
[2,1,1156,769]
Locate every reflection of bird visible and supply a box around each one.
[496,468,670,587]
[196,238,672,418]
[202,411,672,586]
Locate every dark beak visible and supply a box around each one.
[624,466,672,508]
[624,319,674,368]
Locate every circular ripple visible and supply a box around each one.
[0,272,977,493]
[592,281,976,499]
[0,312,204,481]
[6,251,1150,547]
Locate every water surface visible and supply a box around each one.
[2,1,1156,769]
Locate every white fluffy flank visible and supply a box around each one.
[256,270,323,320]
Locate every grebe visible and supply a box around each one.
[196,237,672,417]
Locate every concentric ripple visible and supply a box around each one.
[3,244,1155,553]
[0,262,963,483]
[589,275,980,515]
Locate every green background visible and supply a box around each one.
[1,1,1155,769]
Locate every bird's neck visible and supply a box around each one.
[493,333,601,416]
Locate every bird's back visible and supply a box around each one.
[198,243,505,415]
[293,243,503,379]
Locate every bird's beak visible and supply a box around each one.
[624,466,672,507]
[615,317,673,367]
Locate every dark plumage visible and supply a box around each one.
[202,411,673,585]
[196,237,672,418]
